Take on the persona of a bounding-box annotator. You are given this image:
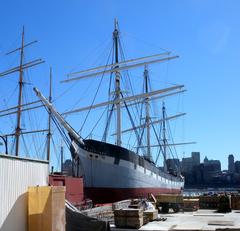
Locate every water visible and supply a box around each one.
[183,188,240,197]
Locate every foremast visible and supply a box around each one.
[0,27,45,157]
[15,27,25,156]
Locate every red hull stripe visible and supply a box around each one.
[85,187,181,204]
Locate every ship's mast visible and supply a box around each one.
[15,27,25,156]
[113,19,121,146]
[0,27,45,157]
[144,66,151,160]
[47,67,52,161]
[162,101,167,172]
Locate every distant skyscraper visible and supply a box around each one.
[204,156,208,163]
[181,152,201,173]
[62,159,72,175]
[192,152,200,165]
[166,158,180,174]
[235,161,240,173]
[228,154,235,173]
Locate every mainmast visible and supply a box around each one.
[15,27,25,156]
[113,19,122,146]
[47,67,52,161]
[144,66,151,160]
[162,101,167,172]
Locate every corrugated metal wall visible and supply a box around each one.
[0,154,49,231]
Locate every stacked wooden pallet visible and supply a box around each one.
[183,198,199,211]
[231,195,240,210]
[155,194,183,204]
[114,208,143,228]
[199,195,220,209]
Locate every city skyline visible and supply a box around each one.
[176,151,240,171]
[166,151,240,188]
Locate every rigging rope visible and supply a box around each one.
[51,137,60,171]
[78,42,114,134]
[150,117,164,165]
[102,103,115,142]
[120,92,146,155]
[86,105,108,139]
[102,41,115,141]
[119,39,143,127]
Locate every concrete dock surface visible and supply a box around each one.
[111,210,240,231]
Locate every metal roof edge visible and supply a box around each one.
[0,153,49,164]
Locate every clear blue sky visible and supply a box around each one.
[0,0,240,170]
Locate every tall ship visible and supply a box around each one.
[34,20,192,203]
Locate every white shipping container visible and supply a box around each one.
[0,154,49,231]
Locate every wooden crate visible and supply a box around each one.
[125,208,143,217]
[126,217,143,228]
[143,209,158,221]
[114,208,143,228]
[114,209,126,217]
[114,216,126,228]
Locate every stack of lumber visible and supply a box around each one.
[199,195,220,209]
[155,194,183,204]
[218,195,231,213]
[183,198,199,211]
[231,195,240,210]
[114,208,143,228]
[81,205,114,222]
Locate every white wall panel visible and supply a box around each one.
[0,154,49,231]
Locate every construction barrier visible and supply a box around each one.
[28,186,65,231]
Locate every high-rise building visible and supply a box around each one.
[203,159,221,171]
[181,152,201,173]
[235,161,240,173]
[181,157,193,173]
[192,152,200,165]
[204,156,208,164]
[203,159,221,184]
[166,158,180,174]
[62,159,72,175]
[228,154,235,173]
